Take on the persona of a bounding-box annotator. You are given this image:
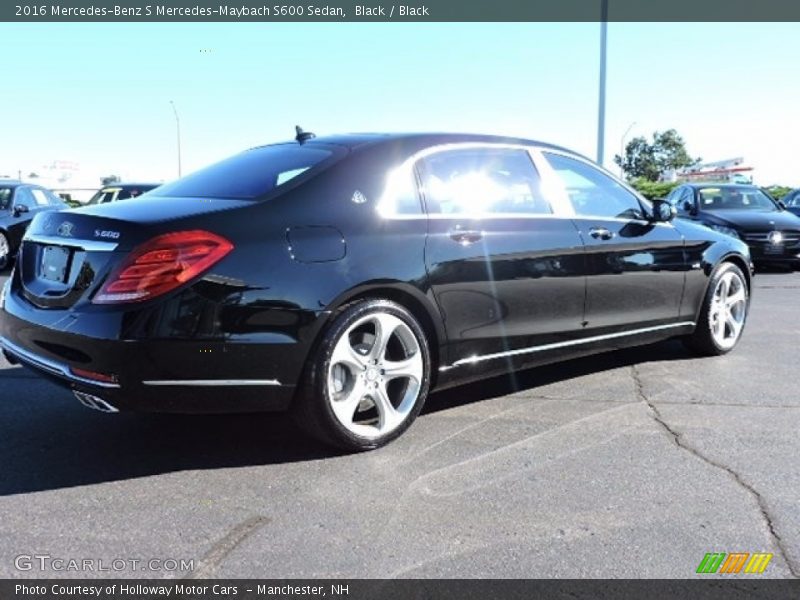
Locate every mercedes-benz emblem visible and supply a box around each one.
[56,221,75,237]
[768,231,783,245]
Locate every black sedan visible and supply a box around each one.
[86,182,162,205]
[0,132,753,450]
[666,183,800,267]
[782,189,800,217]
[0,181,68,270]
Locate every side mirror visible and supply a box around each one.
[12,204,29,217]
[681,199,697,216]
[651,198,676,223]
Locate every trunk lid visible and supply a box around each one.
[17,196,250,309]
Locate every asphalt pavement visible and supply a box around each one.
[0,270,798,579]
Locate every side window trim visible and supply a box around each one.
[528,147,576,217]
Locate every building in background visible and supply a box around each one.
[665,158,754,185]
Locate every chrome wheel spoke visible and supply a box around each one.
[725,313,742,339]
[367,313,400,362]
[372,382,400,432]
[725,287,745,308]
[383,355,422,382]
[330,337,367,372]
[330,377,368,425]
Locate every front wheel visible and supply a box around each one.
[294,299,432,451]
[683,262,749,356]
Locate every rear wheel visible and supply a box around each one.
[0,232,9,271]
[295,299,431,451]
[683,262,749,356]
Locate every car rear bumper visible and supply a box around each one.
[0,302,309,413]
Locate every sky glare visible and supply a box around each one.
[1,22,798,187]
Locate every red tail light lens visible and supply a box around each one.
[70,367,118,384]
[93,230,233,304]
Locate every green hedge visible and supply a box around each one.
[628,178,679,200]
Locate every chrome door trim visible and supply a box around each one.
[443,321,695,369]
[142,379,282,387]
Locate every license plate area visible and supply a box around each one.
[764,244,785,255]
[40,245,72,283]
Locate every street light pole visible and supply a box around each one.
[620,121,636,177]
[596,0,608,166]
[169,100,182,177]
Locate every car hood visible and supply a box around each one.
[704,209,800,231]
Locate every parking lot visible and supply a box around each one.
[0,269,798,579]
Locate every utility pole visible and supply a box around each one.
[169,100,182,177]
[596,0,608,166]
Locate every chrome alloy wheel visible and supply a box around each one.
[709,269,747,350]
[327,312,424,439]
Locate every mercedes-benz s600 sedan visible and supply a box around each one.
[0,132,753,450]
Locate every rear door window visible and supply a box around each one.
[419,147,551,216]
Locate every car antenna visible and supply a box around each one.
[295,126,316,144]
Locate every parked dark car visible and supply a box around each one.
[86,182,161,205]
[781,189,800,217]
[0,133,753,450]
[0,181,68,270]
[666,183,800,267]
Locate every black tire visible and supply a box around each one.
[0,232,9,271]
[293,298,432,451]
[683,262,749,356]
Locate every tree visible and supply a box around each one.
[27,172,39,179]
[615,136,660,181]
[615,129,700,182]
[101,174,121,186]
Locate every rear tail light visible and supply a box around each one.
[93,230,233,304]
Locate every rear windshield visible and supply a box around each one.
[87,189,117,205]
[154,144,335,199]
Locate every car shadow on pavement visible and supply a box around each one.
[425,338,691,414]
[0,339,693,496]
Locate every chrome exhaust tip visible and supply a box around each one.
[73,391,119,413]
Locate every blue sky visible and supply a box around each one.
[1,22,798,187]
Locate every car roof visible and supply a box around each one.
[262,132,583,157]
[0,180,23,188]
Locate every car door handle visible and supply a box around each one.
[449,228,483,245]
[589,227,615,241]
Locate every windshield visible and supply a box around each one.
[698,187,779,211]
[0,187,12,211]
[153,144,336,199]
